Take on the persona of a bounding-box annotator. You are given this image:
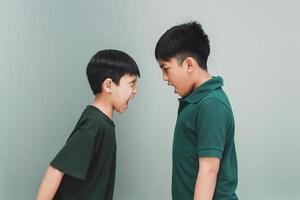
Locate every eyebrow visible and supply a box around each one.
[128,79,137,84]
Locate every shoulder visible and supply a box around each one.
[197,88,232,113]
[75,109,107,138]
[196,97,233,121]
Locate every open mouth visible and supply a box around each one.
[125,100,130,109]
[168,84,176,93]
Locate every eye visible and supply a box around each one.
[130,81,136,88]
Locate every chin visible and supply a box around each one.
[178,91,189,98]
[176,91,183,97]
[116,109,124,113]
[117,107,127,113]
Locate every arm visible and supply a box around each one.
[193,157,220,200]
[36,165,64,200]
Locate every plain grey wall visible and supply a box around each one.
[1,0,299,199]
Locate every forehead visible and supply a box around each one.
[120,74,138,83]
[159,58,180,68]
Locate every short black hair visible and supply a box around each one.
[86,49,140,95]
[155,21,210,70]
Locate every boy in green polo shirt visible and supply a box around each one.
[36,49,140,200]
[155,22,238,199]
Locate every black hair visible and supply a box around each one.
[86,49,140,95]
[155,21,210,70]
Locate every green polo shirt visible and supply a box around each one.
[172,76,238,200]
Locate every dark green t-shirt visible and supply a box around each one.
[172,77,238,200]
[50,105,116,200]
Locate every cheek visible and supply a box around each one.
[167,73,175,83]
[175,75,190,92]
[171,74,182,85]
[119,88,132,101]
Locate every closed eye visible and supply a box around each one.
[129,80,137,87]
[163,68,170,74]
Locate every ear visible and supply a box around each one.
[183,57,195,73]
[102,78,113,93]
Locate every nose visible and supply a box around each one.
[133,86,138,95]
[163,73,168,81]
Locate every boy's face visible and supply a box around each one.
[159,58,193,97]
[111,74,138,113]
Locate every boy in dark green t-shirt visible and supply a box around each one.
[155,22,238,199]
[36,49,140,200]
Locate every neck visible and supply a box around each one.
[91,93,113,119]
[193,70,212,89]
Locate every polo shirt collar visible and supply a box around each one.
[179,76,223,104]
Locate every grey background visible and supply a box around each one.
[1,0,299,199]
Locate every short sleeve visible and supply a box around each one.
[50,125,96,181]
[196,98,230,159]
